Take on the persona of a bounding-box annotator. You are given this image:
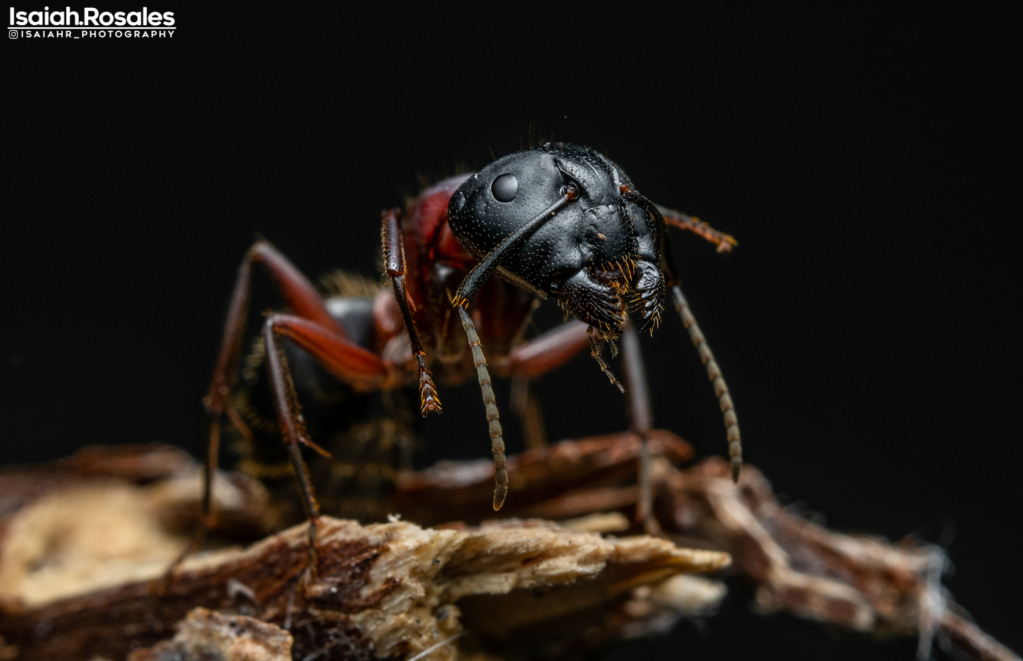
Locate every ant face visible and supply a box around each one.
[448,143,665,334]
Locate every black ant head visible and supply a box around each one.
[448,143,665,334]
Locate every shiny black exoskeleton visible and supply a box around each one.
[449,143,669,335]
[184,142,740,589]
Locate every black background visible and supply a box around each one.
[3,4,1020,659]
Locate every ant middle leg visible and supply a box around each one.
[202,241,359,526]
[507,316,661,533]
[259,311,398,581]
[263,319,323,583]
[510,375,548,450]
[507,319,592,451]
[164,241,387,588]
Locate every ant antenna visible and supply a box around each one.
[450,192,578,508]
[458,307,508,510]
[672,285,742,481]
[625,189,743,482]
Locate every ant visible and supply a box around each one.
[193,143,740,575]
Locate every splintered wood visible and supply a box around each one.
[0,436,1018,661]
[0,516,726,661]
[0,444,728,661]
[127,608,293,661]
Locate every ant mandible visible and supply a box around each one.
[198,142,740,571]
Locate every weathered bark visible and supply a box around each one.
[0,437,1018,661]
[0,515,727,661]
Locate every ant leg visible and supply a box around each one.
[509,375,547,450]
[382,209,441,415]
[258,311,400,579]
[655,205,738,253]
[620,322,662,536]
[205,240,355,497]
[263,318,322,585]
[207,241,352,427]
[506,320,591,378]
[165,241,367,586]
[506,320,591,450]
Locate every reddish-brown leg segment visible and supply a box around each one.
[381,209,442,415]
[506,319,591,378]
[507,319,591,450]
[656,205,738,253]
[202,240,354,525]
[510,317,660,531]
[266,314,388,388]
[206,240,350,421]
[262,316,323,577]
[169,241,392,586]
[509,376,548,450]
[260,313,393,578]
[620,322,662,535]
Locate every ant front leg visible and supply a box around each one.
[619,322,662,536]
[381,209,442,415]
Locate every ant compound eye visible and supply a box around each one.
[560,183,579,200]
[491,173,518,202]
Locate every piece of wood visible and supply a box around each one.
[0,437,1018,661]
[0,515,727,661]
[402,439,1020,661]
[395,429,692,525]
[127,608,292,661]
